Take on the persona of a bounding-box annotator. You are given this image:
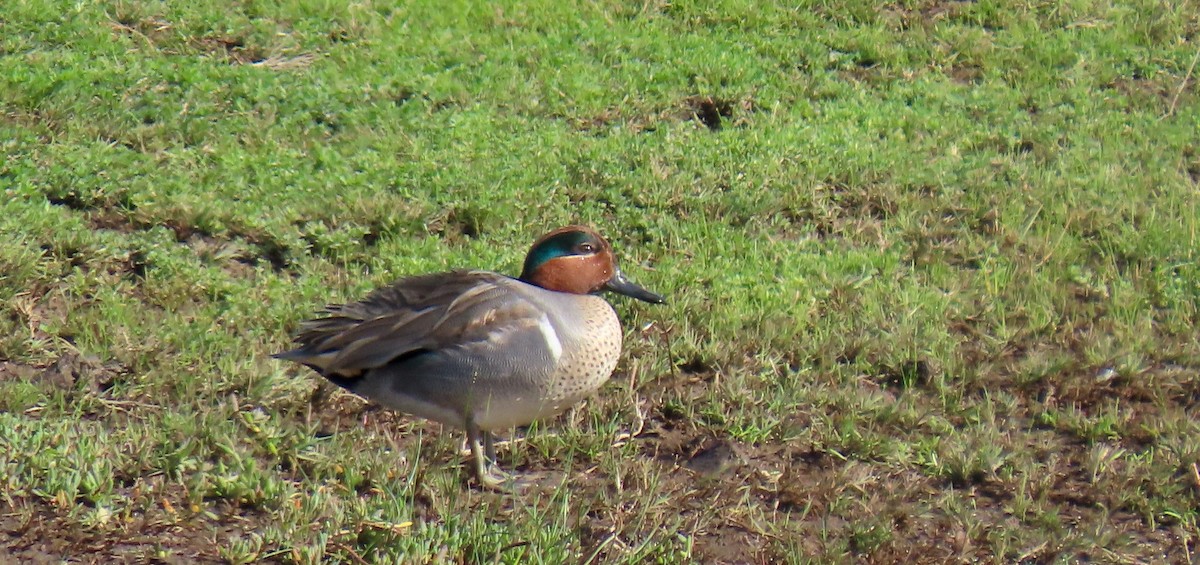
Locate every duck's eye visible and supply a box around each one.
[576,242,596,254]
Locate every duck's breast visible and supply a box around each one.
[536,291,624,409]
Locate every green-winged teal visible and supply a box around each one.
[276,226,664,487]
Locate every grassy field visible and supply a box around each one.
[2,0,1199,562]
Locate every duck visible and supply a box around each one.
[276,225,664,487]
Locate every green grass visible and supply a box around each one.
[2,0,1198,562]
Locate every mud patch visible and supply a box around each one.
[947,63,984,85]
[0,361,39,383]
[6,291,71,345]
[2,483,256,564]
[109,11,313,70]
[45,191,97,212]
[780,180,898,242]
[1104,75,1181,109]
[87,208,141,234]
[108,10,175,48]
[184,233,258,279]
[572,95,756,134]
[33,353,119,393]
[684,438,746,477]
[683,96,734,131]
[181,222,292,273]
[0,353,129,400]
[424,204,491,243]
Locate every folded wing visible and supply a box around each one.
[277,271,551,381]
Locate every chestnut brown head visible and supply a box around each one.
[518,226,664,303]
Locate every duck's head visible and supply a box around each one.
[519,225,665,304]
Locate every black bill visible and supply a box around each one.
[604,267,666,304]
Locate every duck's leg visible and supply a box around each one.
[466,421,509,489]
[483,430,497,463]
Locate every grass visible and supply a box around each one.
[1,0,1198,562]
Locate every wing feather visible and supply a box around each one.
[277,271,546,379]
